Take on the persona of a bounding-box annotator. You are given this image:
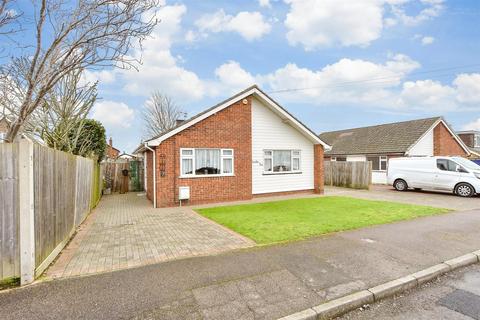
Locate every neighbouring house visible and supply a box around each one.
[0,116,9,143]
[138,85,330,208]
[319,117,470,184]
[457,130,480,159]
[117,152,136,160]
[106,137,120,160]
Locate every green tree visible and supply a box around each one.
[72,119,106,161]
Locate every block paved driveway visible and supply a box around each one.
[325,185,480,211]
[46,193,253,278]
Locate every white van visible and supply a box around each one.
[387,156,480,197]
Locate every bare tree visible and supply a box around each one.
[0,0,20,35]
[30,69,97,155]
[142,92,186,138]
[2,0,160,142]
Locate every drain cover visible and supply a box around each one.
[438,289,480,319]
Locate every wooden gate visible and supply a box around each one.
[104,159,144,193]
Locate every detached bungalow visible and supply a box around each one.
[319,117,470,184]
[140,85,330,208]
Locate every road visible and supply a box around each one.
[1,209,479,320]
[341,264,480,320]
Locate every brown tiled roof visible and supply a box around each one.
[145,85,326,147]
[319,117,442,155]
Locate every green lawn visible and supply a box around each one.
[196,196,450,244]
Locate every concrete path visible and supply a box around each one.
[2,208,480,320]
[340,263,480,320]
[46,193,253,278]
[325,185,480,211]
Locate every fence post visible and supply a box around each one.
[18,137,35,285]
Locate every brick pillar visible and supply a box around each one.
[314,144,324,194]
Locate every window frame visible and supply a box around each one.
[475,134,480,148]
[367,155,388,172]
[180,148,235,178]
[263,149,302,174]
[436,158,466,172]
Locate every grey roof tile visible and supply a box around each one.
[319,117,442,155]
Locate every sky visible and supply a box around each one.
[72,1,480,152]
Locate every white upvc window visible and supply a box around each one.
[180,148,234,177]
[367,155,388,171]
[263,149,301,174]
[475,134,480,148]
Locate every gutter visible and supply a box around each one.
[144,143,157,208]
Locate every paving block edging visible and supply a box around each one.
[278,250,480,320]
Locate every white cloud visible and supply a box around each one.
[92,100,135,129]
[284,0,384,50]
[421,36,435,45]
[283,0,445,50]
[195,10,271,41]
[260,54,420,107]
[82,70,116,85]
[391,0,444,26]
[118,5,205,100]
[212,55,478,114]
[258,0,271,7]
[463,119,480,131]
[209,61,257,95]
[398,80,456,111]
[185,30,197,42]
[454,73,480,104]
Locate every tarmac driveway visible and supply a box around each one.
[46,193,253,278]
[325,185,480,211]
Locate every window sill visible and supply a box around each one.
[179,174,235,179]
[372,170,387,172]
[262,171,302,176]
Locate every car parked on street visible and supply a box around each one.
[387,156,480,197]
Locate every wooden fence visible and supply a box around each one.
[324,161,372,189]
[0,142,20,282]
[0,138,102,284]
[104,159,144,193]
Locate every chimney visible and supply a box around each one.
[109,137,113,147]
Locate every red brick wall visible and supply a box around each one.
[314,144,325,194]
[106,145,120,159]
[458,133,474,148]
[153,97,253,207]
[434,122,468,156]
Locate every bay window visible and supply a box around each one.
[263,150,301,173]
[180,148,234,177]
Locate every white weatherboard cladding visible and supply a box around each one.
[251,98,315,194]
[347,155,366,162]
[408,128,434,156]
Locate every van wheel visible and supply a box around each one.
[455,183,474,197]
[394,179,408,191]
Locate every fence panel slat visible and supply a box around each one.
[324,161,371,189]
[0,142,20,281]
